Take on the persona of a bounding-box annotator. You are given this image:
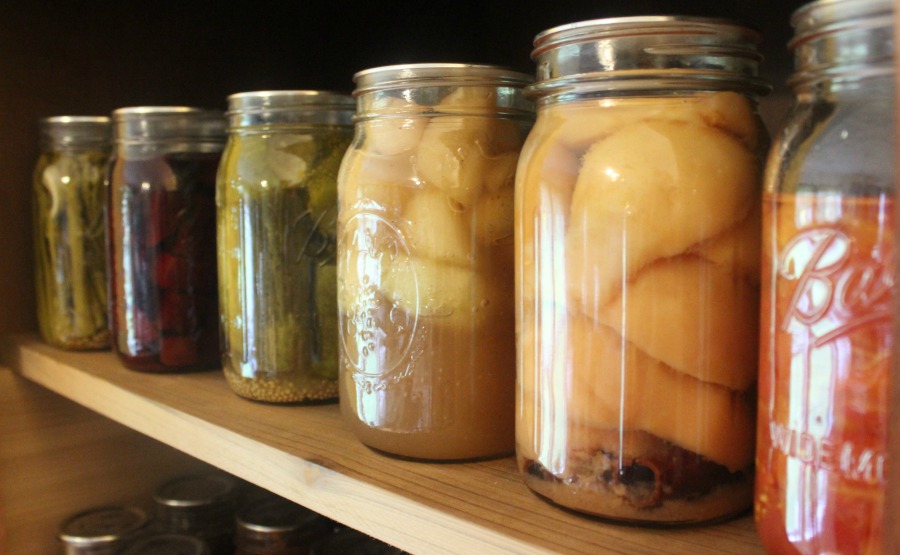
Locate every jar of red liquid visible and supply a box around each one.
[108,107,226,372]
[756,1,894,553]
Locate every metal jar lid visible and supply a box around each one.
[112,106,226,147]
[351,63,534,118]
[226,91,355,128]
[789,0,894,86]
[236,495,333,546]
[153,474,238,510]
[39,116,111,149]
[58,506,149,552]
[528,16,770,98]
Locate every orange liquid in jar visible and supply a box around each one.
[756,192,892,555]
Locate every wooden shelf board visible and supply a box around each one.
[2,334,765,555]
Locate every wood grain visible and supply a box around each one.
[1,335,765,555]
[0,364,212,554]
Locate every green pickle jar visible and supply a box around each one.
[217,91,354,403]
[32,116,112,350]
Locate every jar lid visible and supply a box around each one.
[226,90,355,128]
[39,116,111,149]
[236,495,334,549]
[153,474,238,509]
[789,0,893,86]
[352,63,533,96]
[529,16,770,98]
[112,106,226,145]
[116,533,211,555]
[58,506,149,547]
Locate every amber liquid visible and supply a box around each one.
[337,110,523,460]
[756,192,892,555]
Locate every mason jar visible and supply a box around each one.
[234,492,335,554]
[32,116,111,350]
[218,91,354,403]
[755,1,894,552]
[153,473,239,555]
[58,506,149,555]
[108,107,225,372]
[337,64,533,460]
[515,17,769,523]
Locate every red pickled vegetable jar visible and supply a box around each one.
[756,1,894,553]
[107,107,226,372]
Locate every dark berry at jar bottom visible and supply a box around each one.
[108,152,221,372]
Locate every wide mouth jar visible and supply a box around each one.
[788,0,894,88]
[528,16,770,102]
[351,63,534,119]
[39,116,111,150]
[226,90,355,129]
[112,106,226,152]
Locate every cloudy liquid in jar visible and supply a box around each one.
[756,192,892,555]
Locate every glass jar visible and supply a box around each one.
[234,492,335,554]
[116,533,211,555]
[755,1,894,553]
[153,474,238,555]
[108,107,225,372]
[514,17,770,523]
[337,64,533,460]
[58,506,149,555]
[218,91,354,403]
[32,116,111,350]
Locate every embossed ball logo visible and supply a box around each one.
[339,212,418,378]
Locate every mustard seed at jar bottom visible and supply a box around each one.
[515,17,769,524]
[337,64,533,460]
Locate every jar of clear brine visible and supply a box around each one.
[337,64,533,460]
[515,17,770,523]
[218,91,354,403]
[755,1,895,553]
[33,116,111,350]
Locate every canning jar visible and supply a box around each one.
[33,116,111,350]
[153,473,238,555]
[117,533,211,555]
[218,91,354,403]
[755,1,894,553]
[108,107,225,372]
[58,506,149,555]
[234,492,335,554]
[515,17,770,523]
[337,64,533,460]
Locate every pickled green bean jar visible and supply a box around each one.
[33,116,111,350]
[217,91,354,403]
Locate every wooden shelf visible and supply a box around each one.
[2,334,766,555]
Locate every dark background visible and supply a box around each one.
[0,0,808,334]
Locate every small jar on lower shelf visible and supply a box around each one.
[234,492,336,554]
[58,506,149,555]
[152,474,239,555]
